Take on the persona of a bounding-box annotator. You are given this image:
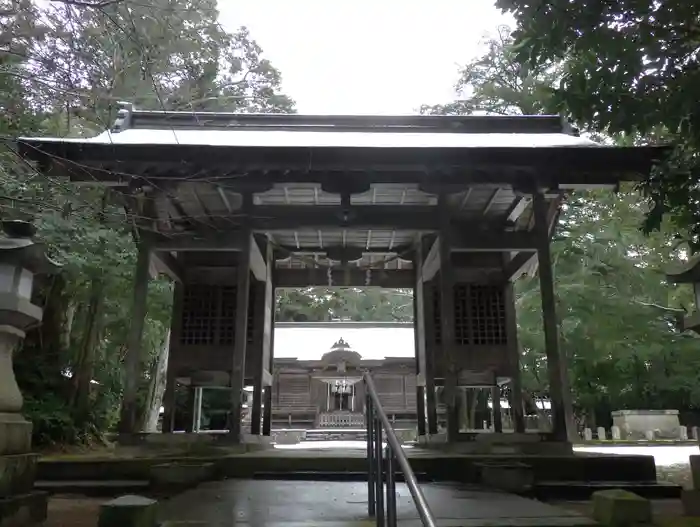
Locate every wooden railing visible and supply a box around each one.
[364,372,436,527]
[317,411,365,428]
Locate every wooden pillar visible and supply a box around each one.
[413,242,428,437]
[229,234,252,441]
[162,282,182,434]
[437,197,459,442]
[491,385,503,433]
[194,387,204,433]
[118,236,151,434]
[184,385,195,433]
[533,191,575,442]
[250,282,265,435]
[262,271,276,436]
[261,336,274,436]
[504,278,526,433]
[424,282,439,435]
[162,370,176,433]
[251,236,274,435]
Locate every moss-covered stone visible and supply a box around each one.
[657,518,700,527]
[149,462,215,490]
[0,491,48,526]
[0,454,38,496]
[690,455,700,490]
[478,462,534,493]
[682,489,700,517]
[98,495,158,527]
[592,489,651,526]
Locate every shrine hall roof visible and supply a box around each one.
[17,105,663,165]
[273,321,414,361]
[34,123,599,149]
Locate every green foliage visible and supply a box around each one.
[495,0,700,247]
[2,0,294,445]
[276,288,414,322]
[433,26,700,422]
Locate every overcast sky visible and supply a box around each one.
[217,1,511,115]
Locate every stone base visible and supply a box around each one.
[0,454,38,496]
[478,461,534,493]
[271,430,307,444]
[592,489,651,526]
[149,462,216,491]
[682,489,700,517]
[0,414,31,456]
[99,495,157,527]
[115,432,272,455]
[0,491,47,527]
[417,434,574,455]
[690,455,700,490]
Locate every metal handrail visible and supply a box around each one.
[363,372,437,527]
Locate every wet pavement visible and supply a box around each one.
[158,480,596,526]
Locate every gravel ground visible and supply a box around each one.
[657,463,693,489]
[45,496,104,527]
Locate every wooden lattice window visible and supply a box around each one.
[218,286,237,345]
[468,285,506,345]
[180,284,258,345]
[181,285,220,345]
[430,283,507,346]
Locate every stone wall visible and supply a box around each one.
[612,410,680,440]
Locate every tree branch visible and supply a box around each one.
[50,0,125,7]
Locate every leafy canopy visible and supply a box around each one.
[495,0,700,247]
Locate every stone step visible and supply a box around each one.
[35,480,149,497]
[533,480,681,500]
[251,471,431,482]
[305,429,368,442]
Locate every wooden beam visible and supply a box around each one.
[451,230,538,252]
[437,195,459,442]
[249,205,438,230]
[505,196,531,224]
[503,251,537,281]
[147,232,246,252]
[229,233,252,442]
[249,234,268,282]
[421,236,440,282]
[413,236,428,437]
[533,191,575,442]
[150,251,183,282]
[274,268,414,288]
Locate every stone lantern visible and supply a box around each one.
[0,220,59,525]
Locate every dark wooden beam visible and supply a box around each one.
[274,268,414,288]
[437,195,459,442]
[451,230,538,252]
[150,251,183,282]
[250,205,438,230]
[503,251,537,281]
[229,233,252,442]
[413,235,428,437]
[249,234,268,282]
[533,191,575,442]
[147,232,246,252]
[421,236,440,282]
[505,196,531,224]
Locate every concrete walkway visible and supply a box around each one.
[158,480,595,526]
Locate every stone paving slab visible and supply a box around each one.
[158,480,596,527]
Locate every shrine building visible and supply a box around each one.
[18,105,664,447]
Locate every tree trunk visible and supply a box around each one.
[61,302,76,352]
[140,330,170,432]
[118,237,151,434]
[70,277,104,425]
